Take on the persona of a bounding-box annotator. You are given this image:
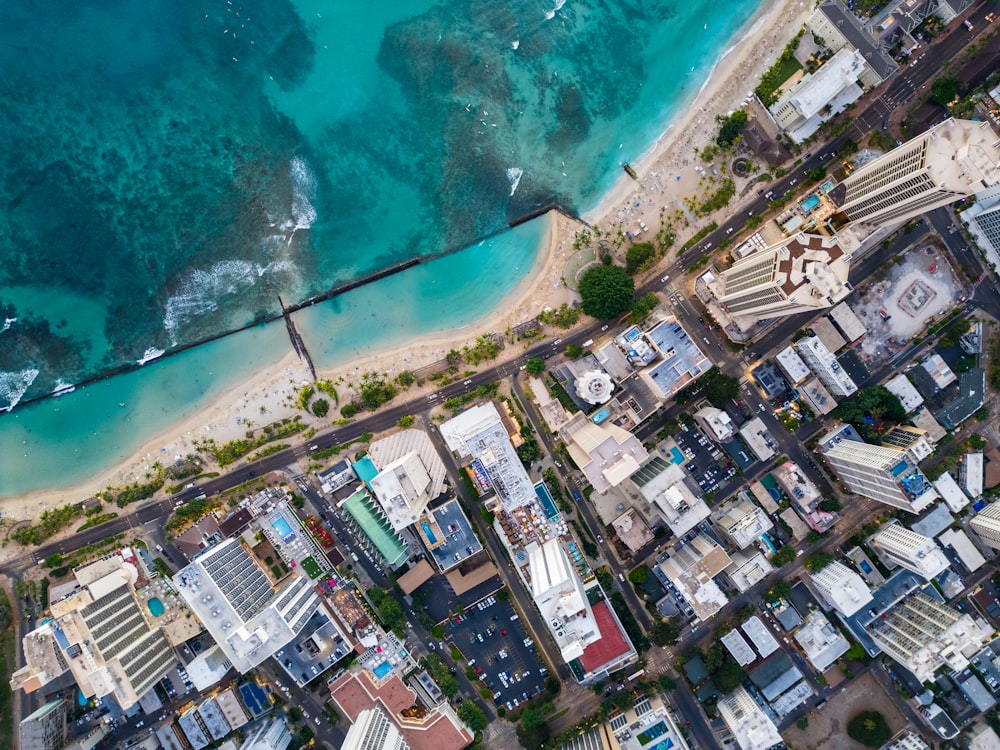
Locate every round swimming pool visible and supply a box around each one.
[148,597,165,617]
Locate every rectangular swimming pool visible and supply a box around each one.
[420,521,438,544]
[271,516,295,542]
[372,661,392,679]
[534,482,560,519]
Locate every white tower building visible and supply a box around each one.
[839,118,1000,227]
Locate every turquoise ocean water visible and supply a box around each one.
[0,0,765,497]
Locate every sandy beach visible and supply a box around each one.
[6,0,811,524]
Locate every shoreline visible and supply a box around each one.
[584,0,808,230]
[4,211,577,514]
[4,0,812,519]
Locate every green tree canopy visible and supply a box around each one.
[525,357,546,375]
[847,711,891,747]
[578,264,635,320]
[831,385,906,439]
[715,110,748,147]
[766,579,793,601]
[771,547,797,567]
[703,370,740,408]
[650,618,683,647]
[628,565,650,585]
[804,551,834,573]
[630,292,660,324]
[311,398,329,418]
[929,76,958,106]
[625,242,657,274]
[457,702,489,732]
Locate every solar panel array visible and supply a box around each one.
[82,586,148,660]
[202,541,275,621]
[120,630,176,699]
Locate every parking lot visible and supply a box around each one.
[447,595,546,711]
[674,426,735,494]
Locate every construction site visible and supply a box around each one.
[852,242,964,366]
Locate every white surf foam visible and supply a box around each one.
[0,368,39,412]
[162,258,294,344]
[507,167,524,197]
[544,0,566,20]
[52,379,76,396]
[1,317,15,333]
[511,40,519,50]
[283,156,317,241]
[137,347,165,365]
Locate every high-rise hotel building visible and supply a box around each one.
[839,118,1000,227]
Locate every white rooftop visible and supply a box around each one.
[934,472,969,512]
[368,452,433,531]
[739,418,776,462]
[885,373,924,413]
[440,402,534,510]
[794,611,849,671]
[938,528,986,573]
[528,539,600,662]
[695,406,735,442]
[829,302,866,342]
[775,346,811,384]
[774,48,867,120]
[963,453,985,499]
[741,616,779,659]
[811,561,874,617]
[722,629,757,666]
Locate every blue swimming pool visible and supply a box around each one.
[535,482,560,519]
[760,533,776,554]
[271,516,295,542]
[593,408,610,424]
[891,460,908,477]
[668,446,684,464]
[420,521,437,544]
[373,661,392,679]
[800,194,820,211]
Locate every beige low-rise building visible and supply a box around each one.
[658,535,733,622]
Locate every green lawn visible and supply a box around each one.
[300,556,323,579]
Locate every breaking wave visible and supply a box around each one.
[545,0,567,20]
[284,155,317,236]
[507,167,523,197]
[162,258,294,344]
[0,368,39,412]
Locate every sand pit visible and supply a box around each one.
[780,671,907,750]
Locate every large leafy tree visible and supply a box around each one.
[578,264,635,320]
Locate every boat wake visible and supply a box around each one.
[0,368,39,412]
[507,167,524,197]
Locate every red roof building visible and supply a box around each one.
[578,600,635,676]
[329,669,473,750]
